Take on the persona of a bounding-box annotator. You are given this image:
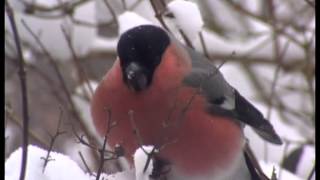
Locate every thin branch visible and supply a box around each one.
[128,110,144,147]
[149,0,170,31]
[21,20,76,116]
[178,29,194,49]
[302,30,315,119]
[72,126,114,154]
[268,42,292,104]
[5,2,30,180]
[78,151,93,175]
[71,17,114,28]
[5,105,49,148]
[82,49,306,73]
[21,19,101,168]
[271,166,278,180]
[278,141,289,179]
[96,109,117,180]
[128,0,143,11]
[6,56,66,104]
[225,1,304,48]
[60,25,94,97]
[178,50,234,126]
[264,40,290,162]
[142,147,157,173]
[304,0,315,8]
[121,0,127,10]
[23,0,89,13]
[95,132,110,180]
[127,109,166,175]
[244,143,270,180]
[102,0,118,25]
[307,164,315,180]
[199,31,210,58]
[41,107,66,173]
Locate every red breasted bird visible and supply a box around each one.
[91,25,282,180]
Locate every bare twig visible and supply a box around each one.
[96,109,118,180]
[81,48,307,73]
[95,134,109,180]
[21,20,77,117]
[128,110,144,147]
[5,104,49,148]
[41,107,66,173]
[149,0,170,31]
[304,0,315,8]
[78,151,93,175]
[128,0,143,11]
[278,141,289,179]
[102,0,118,25]
[244,143,270,180]
[20,19,100,162]
[307,164,315,180]
[142,147,157,173]
[71,17,114,28]
[6,56,66,104]
[199,31,210,58]
[72,125,113,154]
[5,2,30,180]
[127,109,163,173]
[71,121,120,175]
[23,0,89,13]
[264,40,290,162]
[271,166,277,180]
[121,0,127,10]
[302,30,315,120]
[164,50,235,133]
[60,25,94,98]
[178,29,194,49]
[225,1,304,48]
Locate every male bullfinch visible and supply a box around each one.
[91,25,282,180]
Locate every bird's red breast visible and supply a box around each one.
[91,44,243,176]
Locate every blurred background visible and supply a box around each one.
[5,0,315,179]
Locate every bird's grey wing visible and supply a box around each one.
[183,47,282,145]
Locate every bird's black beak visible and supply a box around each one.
[125,62,148,92]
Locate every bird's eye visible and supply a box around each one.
[212,97,225,105]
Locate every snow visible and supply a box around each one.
[5,145,136,180]
[5,2,96,61]
[5,145,91,180]
[259,161,303,180]
[74,80,98,99]
[5,144,310,180]
[166,0,203,41]
[133,146,156,180]
[71,0,96,57]
[98,170,134,180]
[90,37,118,52]
[5,145,159,180]
[295,145,315,179]
[118,11,154,35]
[244,102,315,180]
[22,48,36,64]
[5,12,70,60]
[91,11,154,52]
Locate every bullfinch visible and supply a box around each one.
[91,25,282,180]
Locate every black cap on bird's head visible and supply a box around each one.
[117,25,170,92]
